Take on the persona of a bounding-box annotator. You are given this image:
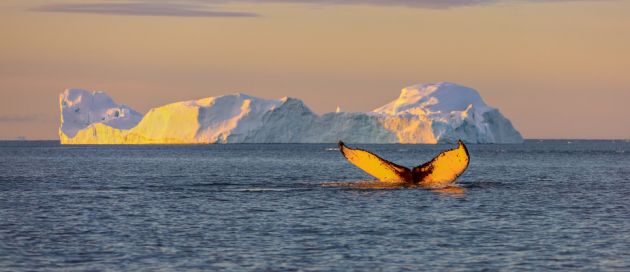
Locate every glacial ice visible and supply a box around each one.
[59,83,523,144]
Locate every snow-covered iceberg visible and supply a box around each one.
[59,82,523,144]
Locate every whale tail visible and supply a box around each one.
[338,140,469,186]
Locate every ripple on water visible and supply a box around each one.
[0,141,629,271]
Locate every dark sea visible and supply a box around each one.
[1,140,629,271]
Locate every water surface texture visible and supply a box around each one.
[1,141,629,271]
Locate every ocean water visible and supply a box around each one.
[0,140,629,271]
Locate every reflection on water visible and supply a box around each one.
[322,180,406,189]
[322,181,466,194]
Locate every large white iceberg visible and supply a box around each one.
[59,82,523,144]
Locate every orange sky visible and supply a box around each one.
[1,0,629,140]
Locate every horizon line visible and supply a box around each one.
[1,138,629,142]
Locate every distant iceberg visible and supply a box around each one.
[59,82,523,144]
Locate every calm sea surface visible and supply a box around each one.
[0,140,629,271]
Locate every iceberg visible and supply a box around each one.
[59,83,523,144]
[59,89,142,138]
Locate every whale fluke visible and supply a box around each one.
[338,141,411,183]
[338,140,470,187]
[412,140,470,188]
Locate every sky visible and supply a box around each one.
[0,0,629,140]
